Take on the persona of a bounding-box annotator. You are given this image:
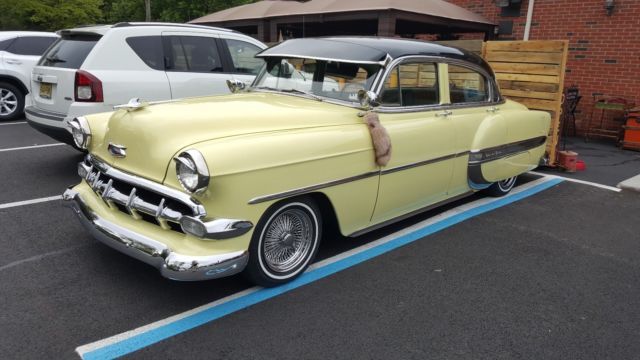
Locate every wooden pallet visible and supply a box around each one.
[482,40,569,166]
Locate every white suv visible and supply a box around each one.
[0,31,58,120]
[25,22,266,145]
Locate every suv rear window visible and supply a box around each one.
[126,36,163,70]
[39,34,100,69]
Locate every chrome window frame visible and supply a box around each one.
[375,57,441,112]
[372,55,504,114]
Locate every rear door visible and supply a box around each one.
[31,33,100,114]
[162,32,231,99]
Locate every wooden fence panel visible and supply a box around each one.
[483,40,569,166]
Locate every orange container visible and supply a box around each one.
[621,112,640,151]
[557,150,578,172]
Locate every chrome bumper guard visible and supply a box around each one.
[63,188,249,281]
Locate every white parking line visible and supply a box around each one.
[529,171,622,192]
[0,195,63,210]
[0,244,88,272]
[0,121,27,126]
[0,143,65,152]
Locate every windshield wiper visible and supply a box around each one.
[45,56,66,64]
[280,88,323,101]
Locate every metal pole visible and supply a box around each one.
[523,0,535,41]
[145,0,151,22]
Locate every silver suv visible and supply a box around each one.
[0,31,58,120]
[26,22,266,145]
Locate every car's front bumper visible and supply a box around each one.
[63,188,249,281]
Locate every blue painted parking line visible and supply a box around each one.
[77,176,564,360]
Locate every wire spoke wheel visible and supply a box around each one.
[247,199,322,287]
[484,175,518,197]
[497,176,517,192]
[263,208,314,273]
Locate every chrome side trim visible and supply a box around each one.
[63,188,249,281]
[348,191,474,237]
[467,136,548,188]
[248,171,380,205]
[248,151,470,205]
[84,155,205,216]
[381,152,469,175]
[468,136,548,165]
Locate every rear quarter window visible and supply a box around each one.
[39,34,100,69]
[6,36,57,56]
[126,36,163,70]
[0,37,16,51]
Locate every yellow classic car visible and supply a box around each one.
[63,37,550,286]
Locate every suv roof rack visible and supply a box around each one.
[112,22,239,34]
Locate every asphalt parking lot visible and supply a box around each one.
[2,117,640,360]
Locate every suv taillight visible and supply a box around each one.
[75,70,103,102]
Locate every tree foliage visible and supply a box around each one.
[0,0,259,31]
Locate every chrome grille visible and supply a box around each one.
[79,155,205,233]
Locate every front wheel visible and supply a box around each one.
[244,198,322,287]
[0,82,24,121]
[483,176,517,197]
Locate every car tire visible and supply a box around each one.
[244,197,322,287]
[483,176,518,197]
[0,82,24,121]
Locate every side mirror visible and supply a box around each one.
[227,79,246,93]
[357,90,380,109]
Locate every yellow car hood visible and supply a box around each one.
[92,92,360,183]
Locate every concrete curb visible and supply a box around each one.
[617,174,640,193]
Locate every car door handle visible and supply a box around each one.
[5,59,22,65]
[486,106,499,113]
[435,110,453,117]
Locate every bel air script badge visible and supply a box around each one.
[108,143,127,158]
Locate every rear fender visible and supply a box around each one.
[468,106,550,189]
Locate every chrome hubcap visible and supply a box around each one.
[263,208,314,273]
[0,88,18,116]
[498,176,517,191]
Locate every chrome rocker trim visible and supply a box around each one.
[63,188,249,281]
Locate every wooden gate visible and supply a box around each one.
[482,40,569,166]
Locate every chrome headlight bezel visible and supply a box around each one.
[69,116,91,150]
[174,150,210,194]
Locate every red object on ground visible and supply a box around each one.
[621,112,640,151]
[575,160,586,171]
[558,150,578,172]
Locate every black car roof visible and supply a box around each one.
[257,37,493,75]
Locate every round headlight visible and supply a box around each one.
[174,150,209,194]
[69,117,91,150]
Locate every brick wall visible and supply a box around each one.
[446,0,640,135]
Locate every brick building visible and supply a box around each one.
[446,0,640,135]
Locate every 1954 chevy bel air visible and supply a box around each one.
[62,37,550,286]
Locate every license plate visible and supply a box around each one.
[39,83,52,99]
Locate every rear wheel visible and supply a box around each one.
[0,82,24,121]
[484,176,517,197]
[245,197,322,287]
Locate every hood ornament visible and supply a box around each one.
[113,98,148,112]
[108,143,127,158]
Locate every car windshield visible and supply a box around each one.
[253,57,381,103]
